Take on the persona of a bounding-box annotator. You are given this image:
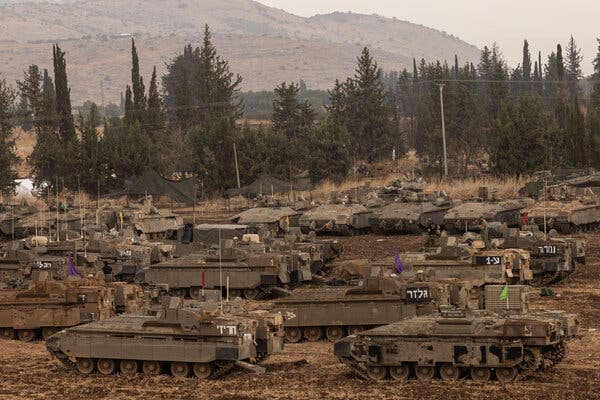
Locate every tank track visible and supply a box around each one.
[530,269,574,287]
[210,361,236,379]
[339,344,568,382]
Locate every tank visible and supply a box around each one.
[96,196,183,239]
[272,268,524,343]
[497,226,585,286]
[230,206,301,236]
[369,198,453,234]
[0,277,116,341]
[444,200,527,232]
[334,306,578,383]
[522,199,599,233]
[46,297,285,379]
[299,204,372,235]
[143,239,313,300]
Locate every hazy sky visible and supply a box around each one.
[259,0,599,74]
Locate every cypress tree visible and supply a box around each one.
[146,66,164,145]
[522,40,532,80]
[52,45,75,141]
[131,38,146,124]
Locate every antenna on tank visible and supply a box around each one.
[219,228,223,309]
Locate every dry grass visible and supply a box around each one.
[429,176,528,200]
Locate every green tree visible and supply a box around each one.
[565,36,583,99]
[328,47,396,161]
[522,40,532,81]
[591,39,600,111]
[307,120,351,184]
[0,79,19,193]
[77,103,101,192]
[130,38,146,125]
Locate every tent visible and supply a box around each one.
[226,175,312,197]
[123,168,195,204]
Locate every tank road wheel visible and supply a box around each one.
[229,289,242,299]
[325,326,345,342]
[17,329,35,342]
[366,365,387,381]
[42,327,58,340]
[97,359,117,375]
[142,360,161,375]
[193,363,213,379]
[189,287,201,299]
[120,360,138,375]
[415,365,436,380]
[243,288,260,300]
[303,327,323,342]
[470,367,491,382]
[439,363,460,381]
[171,288,187,298]
[170,362,190,378]
[0,328,14,340]
[389,364,411,382]
[495,367,518,383]
[285,327,303,343]
[347,326,365,335]
[76,358,95,375]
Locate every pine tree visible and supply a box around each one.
[0,79,19,193]
[307,120,351,184]
[17,65,43,130]
[327,47,396,161]
[565,36,583,99]
[78,103,101,192]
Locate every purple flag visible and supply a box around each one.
[394,248,404,273]
[67,253,81,276]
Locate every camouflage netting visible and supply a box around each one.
[227,175,312,197]
[123,168,195,204]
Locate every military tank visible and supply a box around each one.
[522,198,599,233]
[230,206,301,237]
[444,200,527,233]
[96,196,183,239]
[272,267,520,343]
[369,197,453,234]
[143,237,312,300]
[46,297,285,379]
[0,277,115,341]
[299,204,372,235]
[334,306,578,383]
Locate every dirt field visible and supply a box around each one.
[2,233,600,399]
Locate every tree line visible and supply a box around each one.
[1,27,600,196]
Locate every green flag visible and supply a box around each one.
[499,283,509,301]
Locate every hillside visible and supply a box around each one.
[0,0,481,104]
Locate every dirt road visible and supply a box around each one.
[1,233,600,399]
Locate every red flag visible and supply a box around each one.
[202,271,205,289]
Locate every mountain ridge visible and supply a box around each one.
[0,0,481,104]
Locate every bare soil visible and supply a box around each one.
[2,233,600,399]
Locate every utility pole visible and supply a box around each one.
[233,142,241,191]
[437,83,449,178]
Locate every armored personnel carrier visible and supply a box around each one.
[143,238,312,300]
[299,204,372,235]
[46,297,285,379]
[444,200,527,232]
[497,226,585,286]
[369,197,453,234]
[0,278,115,341]
[522,198,599,233]
[335,305,578,383]
[272,267,509,343]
